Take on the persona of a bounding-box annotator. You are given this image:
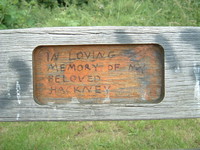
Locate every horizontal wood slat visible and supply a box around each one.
[0,26,200,121]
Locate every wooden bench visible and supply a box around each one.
[0,26,200,121]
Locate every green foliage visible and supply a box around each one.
[37,0,58,8]
[0,0,18,29]
[0,0,52,29]
[1,0,200,29]
[64,0,89,6]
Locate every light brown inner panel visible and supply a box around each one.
[33,44,164,104]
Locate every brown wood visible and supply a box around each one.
[33,44,164,104]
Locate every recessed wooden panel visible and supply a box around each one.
[33,44,164,105]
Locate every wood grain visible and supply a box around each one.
[0,26,200,121]
[33,44,164,105]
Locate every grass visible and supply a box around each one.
[0,120,200,150]
[1,0,200,29]
[42,0,200,27]
[0,0,200,149]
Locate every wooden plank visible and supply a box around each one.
[33,44,164,105]
[0,26,200,121]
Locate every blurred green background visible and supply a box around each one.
[0,0,200,149]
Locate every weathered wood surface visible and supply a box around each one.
[0,26,200,121]
[33,44,164,105]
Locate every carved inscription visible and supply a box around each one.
[33,44,164,104]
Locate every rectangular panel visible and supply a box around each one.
[1,27,200,121]
[33,44,164,105]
